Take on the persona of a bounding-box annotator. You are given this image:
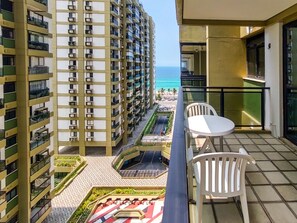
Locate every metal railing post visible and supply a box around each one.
[220,88,225,117]
[261,88,265,130]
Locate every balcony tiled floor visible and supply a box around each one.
[189,133,297,223]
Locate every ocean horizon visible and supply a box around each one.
[155,66,180,91]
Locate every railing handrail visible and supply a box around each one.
[162,88,188,223]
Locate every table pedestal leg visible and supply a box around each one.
[199,136,216,153]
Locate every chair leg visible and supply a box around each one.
[196,187,203,223]
[240,193,250,223]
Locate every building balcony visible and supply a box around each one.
[111,100,119,106]
[34,0,48,6]
[29,87,50,100]
[29,66,49,74]
[29,109,50,125]
[31,199,51,223]
[85,17,92,23]
[85,30,92,35]
[27,16,48,29]
[68,65,77,70]
[111,77,119,82]
[112,110,120,117]
[6,170,18,186]
[1,9,14,22]
[2,37,15,50]
[3,65,16,76]
[30,133,50,151]
[5,118,17,131]
[28,41,49,51]
[112,133,120,141]
[30,155,50,176]
[31,177,51,201]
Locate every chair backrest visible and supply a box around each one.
[184,102,218,118]
[192,149,255,197]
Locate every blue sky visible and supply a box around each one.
[140,0,180,67]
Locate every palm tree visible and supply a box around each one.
[173,88,177,95]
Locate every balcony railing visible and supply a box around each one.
[0,130,4,141]
[34,0,48,6]
[3,65,16,76]
[183,86,270,129]
[30,156,50,176]
[0,99,4,109]
[4,118,17,130]
[3,37,15,48]
[29,66,49,74]
[28,41,49,51]
[4,91,16,103]
[31,177,51,200]
[27,16,48,29]
[29,88,50,100]
[31,199,51,223]
[30,133,50,150]
[29,111,50,125]
[1,10,14,22]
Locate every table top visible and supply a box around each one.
[185,115,235,137]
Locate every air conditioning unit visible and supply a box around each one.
[68,53,76,58]
[85,41,92,46]
[85,30,92,35]
[69,101,77,106]
[68,5,76,10]
[86,137,93,141]
[68,29,76,34]
[85,5,92,10]
[69,137,78,141]
[85,53,92,58]
[86,77,93,82]
[69,125,77,130]
[68,77,77,82]
[68,65,76,70]
[86,113,93,118]
[69,89,77,94]
[86,101,93,106]
[85,18,92,23]
[68,17,76,22]
[86,89,93,94]
[69,113,77,118]
[68,41,76,46]
[86,125,93,130]
[85,65,92,70]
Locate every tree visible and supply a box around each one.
[160,88,165,95]
[173,88,177,95]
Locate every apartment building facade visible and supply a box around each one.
[54,0,155,156]
[0,0,54,222]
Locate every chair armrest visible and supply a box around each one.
[239,148,256,164]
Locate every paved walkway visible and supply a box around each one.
[45,105,167,223]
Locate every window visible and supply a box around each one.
[7,161,17,175]
[6,135,17,148]
[4,82,15,93]
[5,109,16,121]
[246,33,265,79]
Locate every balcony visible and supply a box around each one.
[85,53,92,58]
[31,177,51,201]
[85,41,92,46]
[30,133,50,151]
[29,109,50,125]
[29,88,50,100]
[3,37,15,48]
[68,17,76,22]
[85,18,92,23]
[68,41,76,46]
[27,16,48,29]
[112,133,120,141]
[30,155,50,176]
[31,199,51,223]
[85,5,92,10]
[68,29,76,34]
[0,129,4,141]
[4,118,17,131]
[85,65,93,70]
[68,65,77,70]
[112,110,120,117]
[29,66,49,74]
[68,5,76,10]
[1,10,14,22]
[3,65,16,76]
[28,41,49,51]
[34,0,47,6]
[85,30,92,35]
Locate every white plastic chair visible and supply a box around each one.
[184,102,221,151]
[191,148,256,223]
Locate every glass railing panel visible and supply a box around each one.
[30,156,50,176]
[4,118,17,131]
[3,65,16,75]
[1,10,14,22]
[27,16,48,29]
[6,196,18,213]
[4,92,16,103]
[28,41,49,51]
[31,178,50,200]
[2,38,15,48]
[31,199,51,223]
[6,170,18,186]
[29,88,50,100]
[30,134,50,151]
[29,111,50,125]
[28,66,49,74]
[5,144,17,159]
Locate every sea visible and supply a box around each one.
[155,66,180,91]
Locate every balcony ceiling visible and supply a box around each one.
[177,0,297,25]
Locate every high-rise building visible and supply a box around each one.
[54,0,155,156]
[0,0,54,222]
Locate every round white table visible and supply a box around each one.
[185,115,235,152]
